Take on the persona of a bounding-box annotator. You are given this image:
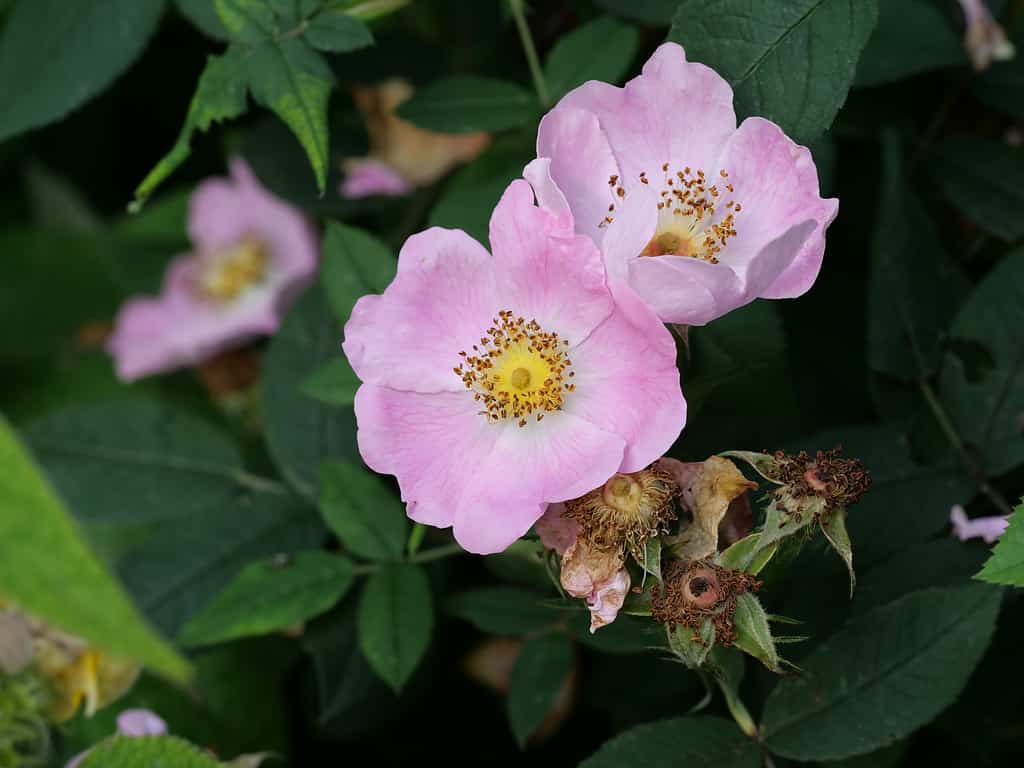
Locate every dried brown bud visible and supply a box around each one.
[772,446,870,512]
[650,560,760,646]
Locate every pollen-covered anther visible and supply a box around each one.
[564,465,678,555]
[454,310,573,427]
[196,235,269,301]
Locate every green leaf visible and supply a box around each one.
[176,0,230,39]
[447,587,557,634]
[640,536,662,583]
[854,0,965,87]
[24,164,103,235]
[0,417,190,683]
[732,593,780,671]
[215,0,276,42]
[763,585,1001,761]
[304,10,374,52]
[321,221,396,322]
[593,0,678,25]
[263,283,360,500]
[179,552,356,646]
[301,358,361,406]
[133,47,250,210]
[939,247,1024,475]
[977,504,1024,586]
[358,563,433,691]
[668,0,879,144]
[247,38,333,194]
[396,75,538,133]
[931,138,1024,241]
[581,716,760,768]
[867,131,968,380]
[507,633,574,747]
[543,15,639,102]
[973,34,1024,118]
[0,0,165,141]
[820,506,855,596]
[80,734,222,768]
[319,461,408,561]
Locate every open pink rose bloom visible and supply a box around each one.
[526,43,838,326]
[108,159,318,381]
[343,180,686,554]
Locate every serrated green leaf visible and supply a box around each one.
[669,0,879,144]
[507,633,573,747]
[358,563,432,691]
[319,461,407,561]
[543,15,639,101]
[0,0,165,142]
[247,38,333,194]
[731,593,780,672]
[179,551,356,646]
[304,10,374,52]
[581,716,760,768]
[133,47,250,210]
[977,505,1024,586]
[763,585,1001,761]
[397,75,538,133]
[215,0,276,42]
[321,221,396,322]
[301,358,361,406]
[0,417,190,684]
[854,0,965,87]
[931,138,1024,241]
[447,587,557,635]
[80,734,222,768]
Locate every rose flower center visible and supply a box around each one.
[454,309,575,428]
[196,235,269,301]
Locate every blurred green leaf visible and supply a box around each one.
[669,0,878,144]
[867,132,968,380]
[763,584,1001,761]
[581,716,760,767]
[301,358,360,406]
[593,0,678,25]
[931,138,1024,241]
[973,33,1024,118]
[397,75,538,133]
[176,0,230,39]
[0,417,190,684]
[854,0,965,87]
[80,735,221,768]
[0,0,165,142]
[133,47,250,210]
[114,188,190,244]
[319,461,407,561]
[24,164,103,235]
[977,504,1024,586]
[303,10,373,52]
[447,587,557,634]
[358,563,433,692]
[543,15,639,102]
[215,0,276,42]
[570,611,664,654]
[179,552,356,646]
[939,247,1024,475]
[248,38,333,194]
[507,633,573,747]
[321,221,396,322]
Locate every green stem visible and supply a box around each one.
[407,522,427,556]
[507,0,550,107]
[351,542,465,575]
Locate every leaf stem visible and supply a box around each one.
[507,0,550,107]
[351,542,465,575]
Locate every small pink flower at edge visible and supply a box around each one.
[958,0,1015,71]
[342,180,687,555]
[526,42,838,327]
[107,158,318,381]
[950,504,1009,544]
[66,709,167,768]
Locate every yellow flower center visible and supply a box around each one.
[602,165,741,264]
[454,310,574,427]
[196,235,269,301]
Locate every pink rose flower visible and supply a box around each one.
[526,42,838,326]
[108,158,318,381]
[950,504,1009,544]
[343,180,686,554]
[66,709,167,768]
[958,0,1015,71]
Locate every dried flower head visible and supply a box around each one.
[773,446,870,513]
[650,560,760,646]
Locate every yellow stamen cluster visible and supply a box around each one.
[454,310,574,427]
[196,235,269,301]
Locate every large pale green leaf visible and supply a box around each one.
[669,0,879,144]
[507,633,574,747]
[247,38,333,193]
[543,15,639,102]
[319,461,407,561]
[179,552,356,646]
[931,138,1024,241]
[854,0,965,87]
[80,735,222,768]
[763,585,1001,761]
[133,46,250,210]
[320,221,396,322]
[176,0,230,39]
[447,587,558,635]
[0,0,165,141]
[977,504,1024,586]
[0,417,189,683]
[939,247,1024,475]
[581,716,760,767]
[358,563,432,692]
[397,75,538,133]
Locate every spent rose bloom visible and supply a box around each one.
[525,42,838,326]
[108,158,318,381]
[66,709,167,768]
[343,179,686,554]
[958,0,1015,71]
[341,79,491,198]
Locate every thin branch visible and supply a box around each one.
[507,0,550,107]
